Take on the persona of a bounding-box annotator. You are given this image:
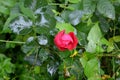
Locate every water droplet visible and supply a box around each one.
[118,16,120,22]
[116,78,120,80]
[49,28,58,36]
[35,8,49,27]
[39,48,49,63]
[27,37,34,43]
[35,14,48,27]
[29,0,36,10]
[38,35,48,45]
[55,16,64,23]
[115,60,120,65]
[47,62,59,76]
[40,14,48,25]
[35,8,43,14]
[9,16,32,34]
[24,55,41,66]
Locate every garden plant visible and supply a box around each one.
[0,0,120,80]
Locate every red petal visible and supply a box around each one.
[68,32,78,49]
[54,30,66,51]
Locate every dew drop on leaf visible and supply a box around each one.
[9,16,32,34]
[38,35,48,45]
[47,61,59,76]
[27,36,34,43]
[49,28,58,36]
[24,55,41,66]
[35,8,49,27]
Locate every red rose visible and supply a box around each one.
[54,30,78,51]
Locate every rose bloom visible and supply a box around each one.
[54,30,78,51]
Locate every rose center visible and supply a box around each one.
[61,34,73,46]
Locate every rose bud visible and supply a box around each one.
[54,30,78,51]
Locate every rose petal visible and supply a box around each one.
[54,30,66,51]
[69,32,78,49]
[67,43,74,50]
[62,34,73,42]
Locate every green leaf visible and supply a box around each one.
[34,66,40,74]
[0,54,15,78]
[99,17,110,33]
[38,48,49,62]
[19,2,35,20]
[36,0,48,8]
[86,23,103,53]
[69,59,84,80]
[106,36,120,52]
[69,10,84,25]
[80,56,102,79]
[56,22,74,33]
[67,1,83,10]
[80,57,87,68]
[0,0,16,7]
[83,0,96,14]
[84,58,100,78]
[61,10,72,22]
[0,6,9,15]
[2,4,21,33]
[0,0,16,15]
[68,0,80,3]
[34,13,56,34]
[19,28,32,35]
[59,50,72,59]
[97,0,115,20]
[112,36,120,42]
[77,31,87,46]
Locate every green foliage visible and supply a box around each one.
[86,23,103,53]
[56,22,74,33]
[0,0,120,80]
[97,0,115,20]
[0,0,16,15]
[0,54,15,79]
[83,0,96,14]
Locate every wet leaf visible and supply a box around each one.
[56,22,74,33]
[37,35,48,45]
[83,0,96,14]
[34,66,40,74]
[97,0,115,20]
[68,0,80,3]
[0,0,16,14]
[0,6,9,15]
[2,4,21,33]
[9,16,33,35]
[38,48,49,63]
[86,23,103,53]
[19,2,35,20]
[47,61,59,76]
[81,57,101,79]
[69,10,84,25]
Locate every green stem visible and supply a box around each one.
[96,54,118,57]
[48,3,66,6]
[112,57,115,79]
[77,53,119,58]
[0,40,25,44]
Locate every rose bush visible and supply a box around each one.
[54,30,78,51]
[0,0,120,80]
